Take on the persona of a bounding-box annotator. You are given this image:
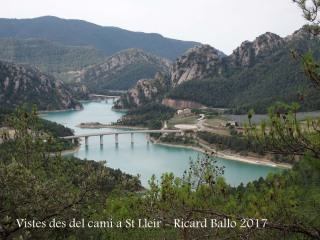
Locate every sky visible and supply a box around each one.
[0,0,308,55]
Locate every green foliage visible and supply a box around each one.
[87,63,163,92]
[1,3,320,240]
[81,49,171,93]
[246,102,320,165]
[0,106,141,239]
[296,50,320,91]
[141,154,226,239]
[160,134,195,145]
[1,106,77,152]
[197,131,255,153]
[293,0,320,35]
[147,120,163,130]
[0,38,105,74]
[0,16,200,60]
[115,103,175,127]
[237,3,320,237]
[0,106,104,239]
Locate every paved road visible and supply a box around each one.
[196,114,205,130]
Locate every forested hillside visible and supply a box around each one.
[168,29,320,113]
[0,16,202,60]
[76,48,171,92]
[116,27,320,113]
[0,38,104,75]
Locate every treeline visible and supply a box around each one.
[83,48,170,93]
[85,62,166,93]
[40,118,77,151]
[40,118,74,137]
[0,106,77,152]
[115,103,175,128]
[197,131,260,154]
[160,133,195,145]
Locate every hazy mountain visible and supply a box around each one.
[0,16,202,60]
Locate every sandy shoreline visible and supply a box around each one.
[60,145,81,156]
[151,140,292,169]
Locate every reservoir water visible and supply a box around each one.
[42,101,282,187]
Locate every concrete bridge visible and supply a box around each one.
[61,130,182,146]
[89,94,119,103]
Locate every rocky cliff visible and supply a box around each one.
[170,44,222,86]
[0,61,83,111]
[113,72,171,109]
[228,32,284,68]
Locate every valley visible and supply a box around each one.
[0,7,320,239]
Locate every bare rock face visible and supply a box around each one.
[170,44,222,86]
[229,32,284,68]
[0,61,83,110]
[113,72,171,109]
[162,98,205,108]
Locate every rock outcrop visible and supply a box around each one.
[0,61,83,111]
[113,72,171,109]
[228,32,284,68]
[170,44,222,86]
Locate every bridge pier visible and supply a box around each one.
[71,138,75,144]
[61,130,181,147]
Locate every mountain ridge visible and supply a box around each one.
[0,16,203,60]
[75,48,171,92]
[114,27,320,113]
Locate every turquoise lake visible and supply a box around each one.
[41,101,282,187]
